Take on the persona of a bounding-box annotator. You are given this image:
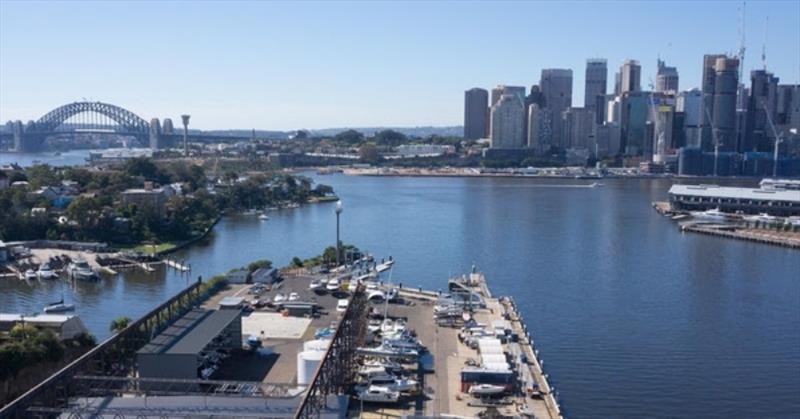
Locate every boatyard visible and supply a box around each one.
[1,255,564,419]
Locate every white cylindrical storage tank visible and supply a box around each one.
[297,350,325,385]
[303,339,331,352]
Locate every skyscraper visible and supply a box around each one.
[540,69,573,148]
[490,93,525,149]
[711,57,739,152]
[619,59,641,94]
[701,54,726,150]
[585,59,607,114]
[744,70,780,152]
[656,59,679,92]
[464,88,489,140]
[491,85,525,107]
[562,107,595,150]
[677,89,703,148]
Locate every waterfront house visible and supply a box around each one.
[121,182,169,216]
[252,267,279,284]
[0,313,90,340]
[226,268,249,284]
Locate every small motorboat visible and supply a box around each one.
[44,299,75,313]
[258,213,269,221]
[273,293,287,303]
[689,208,730,222]
[37,263,57,280]
[24,269,38,281]
[357,385,400,403]
[468,383,506,396]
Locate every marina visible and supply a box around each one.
[1,258,563,419]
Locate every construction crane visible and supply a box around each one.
[647,78,666,162]
[737,1,746,82]
[762,100,783,177]
[703,102,723,177]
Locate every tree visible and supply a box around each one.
[123,157,168,183]
[247,259,273,273]
[290,257,304,268]
[359,144,381,164]
[109,316,132,333]
[333,129,364,145]
[372,129,407,147]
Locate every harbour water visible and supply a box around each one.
[1,173,798,418]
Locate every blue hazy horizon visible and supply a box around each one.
[1,0,798,130]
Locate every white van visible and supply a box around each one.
[337,299,349,312]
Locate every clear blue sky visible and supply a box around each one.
[1,0,798,130]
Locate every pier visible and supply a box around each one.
[2,261,563,419]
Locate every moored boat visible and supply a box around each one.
[37,263,57,280]
[44,299,75,313]
[66,258,98,281]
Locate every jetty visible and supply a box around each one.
[2,261,563,419]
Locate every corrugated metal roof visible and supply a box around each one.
[138,308,241,355]
[668,184,800,203]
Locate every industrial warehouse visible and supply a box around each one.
[668,179,800,216]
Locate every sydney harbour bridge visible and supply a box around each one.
[1,101,246,152]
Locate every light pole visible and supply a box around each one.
[335,200,343,267]
[181,114,190,157]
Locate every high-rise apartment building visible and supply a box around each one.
[540,69,573,148]
[656,59,679,92]
[701,54,726,149]
[619,59,641,94]
[744,70,780,152]
[490,93,525,149]
[677,89,703,148]
[711,56,739,152]
[463,88,489,140]
[585,59,607,115]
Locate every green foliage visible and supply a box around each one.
[290,256,304,268]
[247,259,273,273]
[359,144,381,164]
[333,129,365,145]
[372,130,408,147]
[109,316,132,333]
[0,325,88,381]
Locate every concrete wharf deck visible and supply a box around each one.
[359,275,563,419]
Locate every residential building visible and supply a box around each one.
[121,182,170,216]
[0,313,89,340]
[744,69,780,152]
[711,56,740,152]
[464,88,489,140]
[701,53,726,149]
[677,89,703,148]
[490,93,525,149]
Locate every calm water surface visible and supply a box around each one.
[2,174,798,418]
[0,150,92,167]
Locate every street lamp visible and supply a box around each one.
[335,200,343,267]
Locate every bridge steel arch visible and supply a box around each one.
[33,101,150,134]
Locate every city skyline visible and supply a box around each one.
[1,0,799,130]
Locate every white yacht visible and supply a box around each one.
[356,386,400,403]
[66,259,98,281]
[689,208,730,222]
[258,213,269,220]
[468,383,506,396]
[24,269,38,281]
[37,263,57,280]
